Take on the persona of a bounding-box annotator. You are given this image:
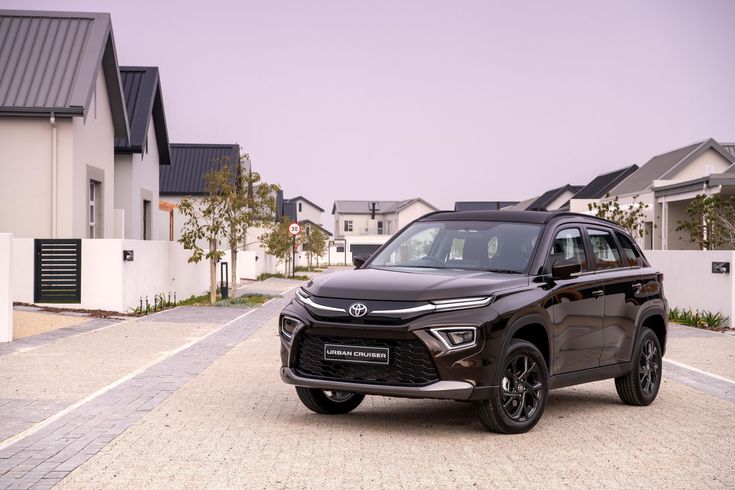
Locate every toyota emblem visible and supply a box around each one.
[348,303,368,318]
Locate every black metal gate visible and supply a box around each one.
[34,239,82,303]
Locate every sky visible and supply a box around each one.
[4,0,735,225]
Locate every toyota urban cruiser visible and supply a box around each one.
[279,210,667,433]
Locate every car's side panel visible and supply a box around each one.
[598,268,642,365]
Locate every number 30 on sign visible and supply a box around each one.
[288,222,301,236]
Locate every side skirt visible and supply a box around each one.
[549,362,633,390]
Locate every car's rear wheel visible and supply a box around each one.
[615,327,662,406]
[295,386,365,414]
[475,339,548,433]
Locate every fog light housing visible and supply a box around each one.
[280,316,303,340]
[430,327,477,351]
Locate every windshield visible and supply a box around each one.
[368,220,543,274]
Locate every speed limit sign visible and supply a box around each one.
[288,222,301,236]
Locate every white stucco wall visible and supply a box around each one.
[646,250,735,326]
[668,149,731,181]
[70,69,117,238]
[294,199,323,224]
[395,201,436,229]
[0,234,12,342]
[114,120,162,240]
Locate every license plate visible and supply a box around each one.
[324,344,390,365]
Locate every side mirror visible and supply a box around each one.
[352,253,370,269]
[552,259,581,280]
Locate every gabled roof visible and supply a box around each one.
[722,143,735,160]
[299,219,333,237]
[115,66,171,165]
[286,195,325,212]
[0,10,129,142]
[572,165,639,200]
[160,144,240,195]
[526,184,583,211]
[454,201,519,211]
[610,138,735,196]
[332,198,438,215]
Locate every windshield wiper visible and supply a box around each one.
[485,268,523,274]
[375,265,447,269]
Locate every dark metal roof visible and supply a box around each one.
[572,165,639,199]
[115,66,171,165]
[454,201,519,211]
[422,210,611,225]
[526,184,583,211]
[160,144,240,195]
[286,195,325,212]
[0,10,129,141]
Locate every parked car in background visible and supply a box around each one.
[279,210,667,433]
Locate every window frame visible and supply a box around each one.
[583,226,625,272]
[543,225,591,275]
[343,220,353,232]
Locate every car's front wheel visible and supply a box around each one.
[615,327,662,406]
[295,387,365,414]
[475,339,549,434]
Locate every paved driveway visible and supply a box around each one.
[1,297,733,488]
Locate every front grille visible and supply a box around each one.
[295,334,439,386]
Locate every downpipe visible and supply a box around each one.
[50,112,57,238]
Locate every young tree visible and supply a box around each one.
[260,218,302,276]
[588,194,649,238]
[676,194,735,250]
[303,226,328,269]
[222,153,279,291]
[177,165,230,305]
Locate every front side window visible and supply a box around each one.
[369,221,543,273]
[344,220,353,232]
[546,228,588,272]
[588,228,622,270]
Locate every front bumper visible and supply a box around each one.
[281,367,478,400]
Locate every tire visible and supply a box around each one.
[615,327,662,406]
[295,386,365,414]
[475,339,549,434]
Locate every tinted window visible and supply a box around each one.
[369,221,542,273]
[547,228,588,272]
[588,228,622,270]
[616,232,647,267]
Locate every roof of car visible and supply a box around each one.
[420,210,619,226]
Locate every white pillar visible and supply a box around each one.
[0,233,13,342]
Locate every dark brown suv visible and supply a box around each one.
[279,211,667,433]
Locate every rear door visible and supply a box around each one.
[546,226,605,374]
[587,228,641,366]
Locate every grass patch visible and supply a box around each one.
[178,292,273,307]
[257,272,310,281]
[669,307,728,331]
[294,266,324,273]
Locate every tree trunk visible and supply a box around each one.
[209,238,217,305]
[230,244,238,296]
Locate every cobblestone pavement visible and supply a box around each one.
[57,316,735,489]
[2,295,734,489]
[0,318,120,358]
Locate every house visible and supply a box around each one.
[506,185,583,211]
[331,198,439,259]
[602,138,735,249]
[566,164,639,212]
[282,196,325,225]
[158,143,244,242]
[114,66,171,240]
[0,10,129,239]
[454,201,518,211]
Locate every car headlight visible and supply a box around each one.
[430,326,477,351]
[280,316,303,340]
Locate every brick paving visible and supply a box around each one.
[0,318,120,358]
[0,298,289,489]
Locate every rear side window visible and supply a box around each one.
[546,228,588,272]
[587,228,622,270]
[616,232,647,267]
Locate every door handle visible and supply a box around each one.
[592,289,605,297]
[631,283,643,289]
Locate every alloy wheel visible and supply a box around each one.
[501,353,544,422]
[639,339,659,395]
[323,390,353,402]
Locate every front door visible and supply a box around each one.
[546,227,604,374]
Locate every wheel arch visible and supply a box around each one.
[496,314,551,379]
[637,306,668,355]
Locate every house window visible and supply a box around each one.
[143,200,151,240]
[344,220,353,232]
[89,180,101,238]
[298,202,302,212]
[377,221,384,235]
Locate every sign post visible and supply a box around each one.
[288,222,301,278]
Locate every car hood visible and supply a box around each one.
[303,267,529,302]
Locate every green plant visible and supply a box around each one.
[256,272,310,281]
[676,194,735,250]
[669,307,728,330]
[588,194,649,238]
[259,218,303,276]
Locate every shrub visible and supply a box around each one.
[669,307,728,330]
